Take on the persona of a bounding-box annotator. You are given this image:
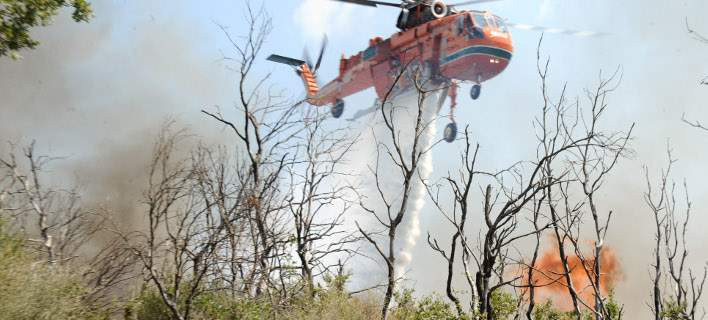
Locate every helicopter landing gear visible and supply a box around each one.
[470,84,481,100]
[443,122,457,143]
[331,99,344,118]
[444,81,459,143]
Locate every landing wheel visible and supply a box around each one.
[443,122,457,143]
[331,99,344,118]
[470,84,481,100]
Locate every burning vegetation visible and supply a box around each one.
[523,242,623,311]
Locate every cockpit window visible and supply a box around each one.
[485,15,497,28]
[456,16,465,35]
[494,15,508,32]
[472,13,487,28]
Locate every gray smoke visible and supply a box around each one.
[0,2,234,228]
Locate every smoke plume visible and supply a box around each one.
[0,2,233,230]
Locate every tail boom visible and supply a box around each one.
[299,64,320,99]
[267,53,372,108]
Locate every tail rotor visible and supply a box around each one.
[303,35,329,75]
[266,35,329,102]
[314,35,328,72]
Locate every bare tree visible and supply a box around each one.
[115,124,229,320]
[423,37,633,320]
[200,4,361,308]
[82,237,137,308]
[680,21,707,132]
[355,65,440,319]
[285,109,359,297]
[536,67,634,320]
[645,147,707,320]
[681,113,708,132]
[202,4,304,301]
[425,129,480,317]
[0,142,98,263]
[529,40,633,319]
[685,19,707,86]
[468,109,593,320]
[121,112,357,319]
[525,192,546,319]
[425,96,597,320]
[0,141,136,312]
[534,41,584,318]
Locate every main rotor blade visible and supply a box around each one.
[508,22,609,37]
[303,47,314,69]
[314,35,328,72]
[330,0,402,8]
[449,0,503,6]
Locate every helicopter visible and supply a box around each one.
[268,0,602,142]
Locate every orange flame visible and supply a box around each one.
[522,242,622,311]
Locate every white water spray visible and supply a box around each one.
[394,91,440,278]
[348,87,446,287]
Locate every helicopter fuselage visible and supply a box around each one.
[305,9,513,106]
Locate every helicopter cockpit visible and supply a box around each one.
[470,11,508,33]
[455,11,509,39]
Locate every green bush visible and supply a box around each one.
[532,293,623,320]
[390,289,458,320]
[659,298,687,320]
[489,290,519,319]
[0,223,106,320]
[532,300,575,320]
[124,287,174,320]
[126,274,381,320]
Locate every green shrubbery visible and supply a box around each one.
[390,289,457,320]
[124,275,379,320]
[0,220,627,320]
[531,294,623,320]
[123,277,560,320]
[0,222,107,320]
[123,273,491,320]
[659,299,689,320]
[0,229,620,320]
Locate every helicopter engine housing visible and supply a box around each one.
[431,1,448,19]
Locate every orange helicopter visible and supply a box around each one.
[268,0,602,142]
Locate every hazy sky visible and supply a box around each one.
[1,0,707,316]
